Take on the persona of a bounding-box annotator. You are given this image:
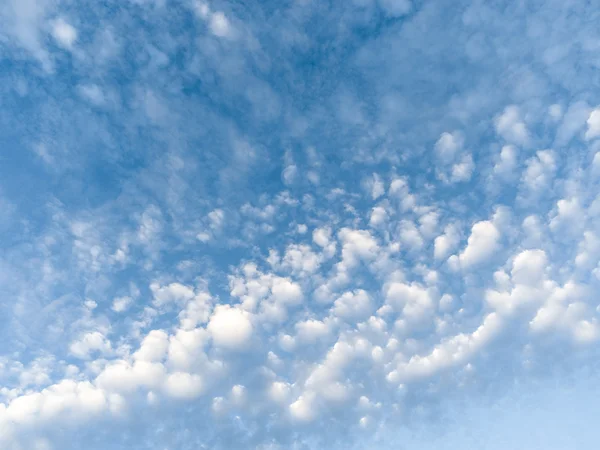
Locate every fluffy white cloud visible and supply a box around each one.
[134,330,169,362]
[112,296,133,313]
[435,131,464,163]
[494,105,529,145]
[585,107,600,140]
[163,372,204,399]
[69,332,112,360]
[456,220,501,268]
[434,223,460,260]
[521,150,556,195]
[389,313,502,383]
[493,145,518,176]
[207,305,253,350]
[332,289,373,321]
[51,17,77,49]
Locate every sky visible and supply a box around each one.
[1,0,600,448]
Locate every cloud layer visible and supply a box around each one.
[1,0,600,448]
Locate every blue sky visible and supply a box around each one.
[1,0,600,448]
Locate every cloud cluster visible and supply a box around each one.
[2,0,600,448]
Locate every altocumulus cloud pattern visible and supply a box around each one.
[1,0,600,449]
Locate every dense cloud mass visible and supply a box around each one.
[1,0,600,448]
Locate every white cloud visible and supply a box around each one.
[282,164,298,185]
[435,131,463,163]
[51,17,77,49]
[134,330,169,362]
[332,289,373,321]
[163,372,204,399]
[389,313,502,383]
[521,150,556,194]
[383,282,434,324]
[289,393,316,422]
[493,145,518,176]
[209,12,232,38]
[585,107,600,140]
[494,105,529,145]
[457,220,501,268]
[78,84,106,106]
[69,332,112,360]
[369,206,388,228]
[112,296,133,313]
[151,282,195,308]
[554,101,591,145]
[510,249,548,286]
[434,223,460,260]
[207,305,253,350]
[295,319,331,343]
[365,174,385,200]
[450,153,474,182]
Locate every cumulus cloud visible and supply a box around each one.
[456,220,501,269]
[494,105,530,145]
[585,107,600,140]
[207,305,253,350]
[50,17,77,49]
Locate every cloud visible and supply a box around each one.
[207,305,253,350]
[456,220,501,269]
[50,17,77,50]
[494,105,530,145]
[585,107,600,140]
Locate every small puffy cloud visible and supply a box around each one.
[521,150,556,194]
[77,84,106,107]
[493,145,518,176]
[383,282,434,324]
[51,17,77,49]
[134,330,169,362]
[289,393,316,422]
[281,244,321,274]
[282,164,298,185]
[208,209,225,231]
[494,105,529,145]
[312,227,330,248]
[549,197,584,234]
[389,313,502,383]
[338,228,379,269]
[364,174,385,200]
[585,107,600,140]
[434,131,473,183]
[369,206,388,228]
[209,12,232,38]
[295,319,331,343]
[151,282,195,308]
[207,305,253,350]
[450,153,474,182]
[112,296,133,313]
[434,223,460,260]
[194,3,234,39]
[435,131,464,163]
[457,220,500,268]
[554,101,591,145]
[69,332,112,360]
[164,372,204,399]
[510,249,548,286]
[331,289,373,321]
